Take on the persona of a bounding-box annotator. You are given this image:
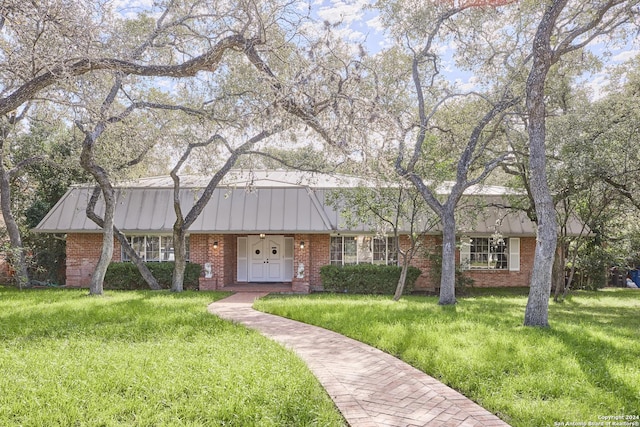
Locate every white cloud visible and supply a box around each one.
[454,75,480,92]
[317,0,369,25]
[112,0,155,19]
[436,40,457,55]
[611,49,640,62]
[365,15,384,33]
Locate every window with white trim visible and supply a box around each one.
[330,235,398,266]
[461,236,513,270]
[122,235,190,262]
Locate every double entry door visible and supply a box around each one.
[248,235,285,282]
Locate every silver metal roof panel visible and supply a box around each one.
[35,171,583,236]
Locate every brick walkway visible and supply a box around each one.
[208,292,511,427]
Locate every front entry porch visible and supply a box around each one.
[197,233,312,293]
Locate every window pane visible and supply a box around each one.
[469,237,508,269]
[373,237,386,265]
[387,237,398,266]
[132,236,145,261]
[122,235,178,263]
[490,239,508,270]
[162,236,174,261]
[330,236,343,265]
[146,236,160,262]
[470,238,488,269]
[122,236,131,262]
[357,236,373,264]
[344,237,357,265]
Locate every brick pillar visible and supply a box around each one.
[309,234,329,291]
[292,234,311,293]
[198,234,226,291]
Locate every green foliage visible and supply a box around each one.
[571,243,612,290]
[319,264,421,295]
[256,290,640,427]
[104,262,201,290]
[0,287,345,426]
[8,121,89,284]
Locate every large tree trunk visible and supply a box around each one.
[89,186,114,295]
[524,99,557,326]
[523,1,562,327]
[80,133,114,296]
[393,255,410,301]
[171,225,187,292]
[0,165,29,288]
[439,209,457,305]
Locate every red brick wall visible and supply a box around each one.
[305,234,534,291]
[224,235,237,284]
[308,234,330,291]
[66,234,120,287]
[406,235,439,291]
[188,234,208,266]
[193,234,226,290]
[66,232,534,290]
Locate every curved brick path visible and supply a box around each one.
[208,292,511,427]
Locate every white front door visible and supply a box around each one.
[248,235,284,282]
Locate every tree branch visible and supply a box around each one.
[0,34,256,116]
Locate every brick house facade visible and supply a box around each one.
[36,171,579,292]
[63,231,537,291]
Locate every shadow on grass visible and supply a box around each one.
[550,325,639,410]
[0,287,232,342]
[552,292,640,336]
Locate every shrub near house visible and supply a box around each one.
[320,264,421,294]
[104,262,202,290]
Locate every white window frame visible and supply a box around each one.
[460,236,520,271]
[122,235,190,262]
[330,235,398,266]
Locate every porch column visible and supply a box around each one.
[292,233,311,293]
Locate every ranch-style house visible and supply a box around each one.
[34,170,583,292]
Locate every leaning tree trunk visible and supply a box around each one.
[0,165,29,288]
[115,229,162,290]
[523,1,560,327]
[439,209,457,305]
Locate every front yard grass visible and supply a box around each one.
[255,289,640,427]
[0,286,345,426]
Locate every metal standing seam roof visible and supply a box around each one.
[35,187,338,233]
[34,170,583,236]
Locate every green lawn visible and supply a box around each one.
[0,286,345,427]
[255,289,640,427]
